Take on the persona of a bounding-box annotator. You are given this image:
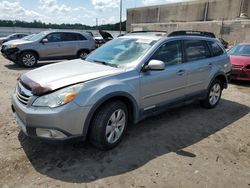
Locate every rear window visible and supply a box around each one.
[208,41,224,56]
[184,40,210,62]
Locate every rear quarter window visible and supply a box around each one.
[208,41,224,57]
[184,40,210,62]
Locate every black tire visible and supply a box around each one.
[19,51,38,67]
[77,50,89,59]
[200,79,222,109]
[89,100,128,150]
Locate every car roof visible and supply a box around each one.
[44,30,85,35]
[9,33,27,36]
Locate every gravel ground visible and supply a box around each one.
[0,55,250,188]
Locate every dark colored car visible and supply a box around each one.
[228,43,250,81]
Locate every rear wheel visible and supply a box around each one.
[89,100,128,150]
[77,50,89,59]
[19,52,38,67]
[201,79,222,109]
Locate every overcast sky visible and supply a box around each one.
[0,0,190,26]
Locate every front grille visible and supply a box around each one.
[232,64,243,69]
[16,83,32,105]
[0,45,6,53]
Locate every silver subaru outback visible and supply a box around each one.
[11,31,231,150]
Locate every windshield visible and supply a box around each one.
[228,45,250,56]
[86,37,155,68]
[23,34,35,40]
[26,31,48,41]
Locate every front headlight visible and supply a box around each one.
[32,83,84,108]
[6,44,17,49]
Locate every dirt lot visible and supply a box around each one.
[0,55,249,188]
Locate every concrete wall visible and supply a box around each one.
[130,20,250,45]
[127,0,250,31]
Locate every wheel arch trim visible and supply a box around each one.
[82,91,139,140]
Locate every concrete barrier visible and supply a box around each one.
[131,20,250,45]
[127,0,250,31]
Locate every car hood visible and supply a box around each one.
[0,37,7,42]
[230,55,250,66]
[4,39,33,45]
[20,59,124,95]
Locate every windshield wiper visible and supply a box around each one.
[92,60,118,68]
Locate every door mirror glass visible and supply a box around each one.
[146,60,165,71]
[41,38,48,43]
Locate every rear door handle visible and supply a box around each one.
[177,70,185,76]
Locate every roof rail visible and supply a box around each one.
[130,30,167,34]
[168,30,216,38]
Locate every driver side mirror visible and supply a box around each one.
[144,60,165,71]
[41,38,48,43]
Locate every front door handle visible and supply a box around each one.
[177,70,185,76]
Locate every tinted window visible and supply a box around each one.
[60,33,87,41]
[151,41,182,66]
[209,41,224,56]
[76,33,87,40]
[184,40,210,61]
[46,33,62,42]
[61,33,75,41]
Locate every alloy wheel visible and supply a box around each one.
[209,83,221,105]
[105,109,126,144]
[22,54,36,67]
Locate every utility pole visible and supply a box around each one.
[120,0,122,33]
[204,0,209,21]
[96,18,98,29]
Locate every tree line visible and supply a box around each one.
[0,20,126,31]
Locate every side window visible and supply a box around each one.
[151,41,182,66]
[46,33,62,42]
[61,33,75,41]
[184,40,210,62]
[76,34,87,41]
[208,41,224,57]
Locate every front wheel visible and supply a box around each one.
[201,79,222,109]
[89,100,128,150]
[19,52,38,67]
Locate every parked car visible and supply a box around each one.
[95,30,114,47]
[1,30,96,67]
[11,31,231,150]
[2,34,36,45]
[228,43,250,81]
[0,33,27,45]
